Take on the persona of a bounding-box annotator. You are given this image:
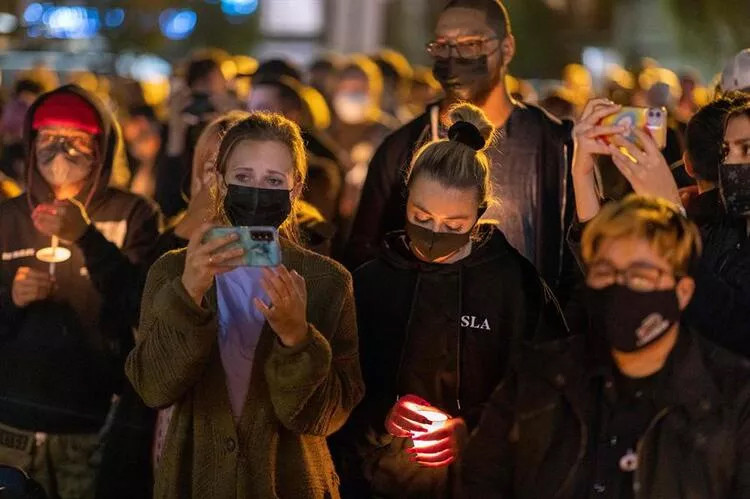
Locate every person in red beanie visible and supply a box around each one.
[0,85,160,499]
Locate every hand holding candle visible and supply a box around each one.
[385,394,435,438]
[32,199,90,243]
[409,417,468,468]
[385,395,464,468]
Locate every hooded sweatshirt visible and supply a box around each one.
[335,226,568,499]
[0,85,160,433]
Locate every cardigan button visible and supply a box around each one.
[226,437,236,452]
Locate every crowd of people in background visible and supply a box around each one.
[2,0,750,497]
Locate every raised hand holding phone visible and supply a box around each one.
[181,223,244,306]
[609,128,681,206]
[572,98,628,221]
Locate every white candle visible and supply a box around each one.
[410,407,448,450]
[49,235,58,276]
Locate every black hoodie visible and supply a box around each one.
[344,103,577,303]
[0,85,160,433]
[334,226,568,498]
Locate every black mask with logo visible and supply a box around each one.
[719,162,750,217]
[223,184,291,228]
[586,284,681,352]
[433,55,497,102]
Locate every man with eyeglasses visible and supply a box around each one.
[0,85,159,498]
[346,0,574,301]
[462,194,750,498]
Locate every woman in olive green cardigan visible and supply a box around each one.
[125,112,364,498]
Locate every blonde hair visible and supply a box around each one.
[212,111,308,242]
[406,103,495,207]
[193,110,248,180]
[582,195,702,276]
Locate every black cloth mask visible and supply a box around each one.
[405,221,472,261]
[223,184,291,228]
[719,162,750,217]
[586,284,681,353]
[433,56,493,102]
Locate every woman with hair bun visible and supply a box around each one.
[335,103,568,498]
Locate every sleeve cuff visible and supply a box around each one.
[272,325,327,357]
[75,224,104,249]
[152,276,214,329]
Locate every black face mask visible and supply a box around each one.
[719,162,750,217]
[405,221,472,261]
[223,184,291,228]
[586,284,681,353]
[433,56,495,102]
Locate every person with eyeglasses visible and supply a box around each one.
[346,0,576,306]
[462,194,750,498]
[0,85,160,499]
[569,96,750,360]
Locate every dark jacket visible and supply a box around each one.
[337,227,568,498]
[685,204,750,357]
[345,102,575,297]
[685,188,721,227]
[462,328,750,498]
[0,85,160,433]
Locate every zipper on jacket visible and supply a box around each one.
[557,142,570,289]
[394,274,424,404]
[556,381,590,498]
[455,266,464,413]
[634,406,671,498]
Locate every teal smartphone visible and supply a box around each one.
[203,226,281,267]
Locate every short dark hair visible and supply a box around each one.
[686,92,749,181]
[252,75,305,113]
[310,57,337,74]
[186,58,221,89]
[128,104,157,121]
[14,79,43,97]
[443,0,511,38]
[255,58,302,82]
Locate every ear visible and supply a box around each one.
[683,152,697,179]
[675,276,695,311]
[500,34,516,68]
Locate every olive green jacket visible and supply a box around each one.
[125,241,364,498]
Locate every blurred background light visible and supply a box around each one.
[159,9,197,40]
[23,3,44,24]
[261,0,323,36]
[221,0,259,17]
[104,8,125,29]
[45,6,100,39]
[0,12,18,34]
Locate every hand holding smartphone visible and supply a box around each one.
[600,106,668,150]
[203,226,281,267]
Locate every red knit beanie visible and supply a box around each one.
[31,92,102,135]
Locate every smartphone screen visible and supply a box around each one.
[203,226,281,267]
